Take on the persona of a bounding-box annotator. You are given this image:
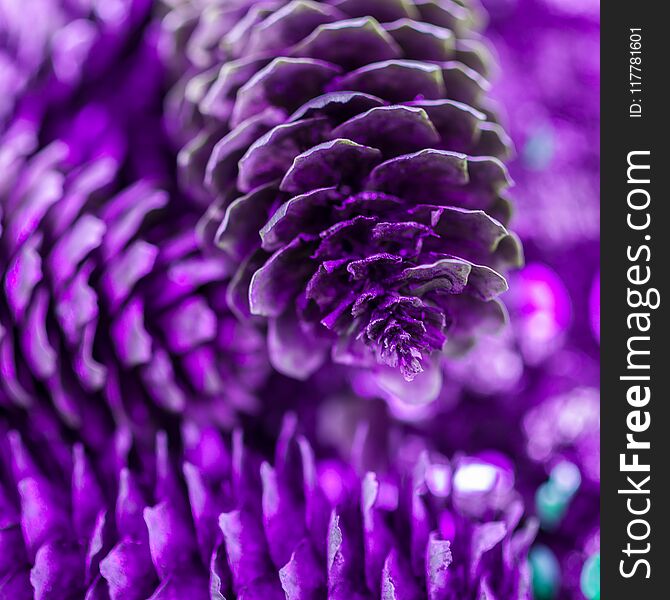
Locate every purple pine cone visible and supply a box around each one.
[0,413,536,599]
[0,123,269,441]
[162,0,523,390]
[0,0,152,126]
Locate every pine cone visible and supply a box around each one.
[0,0,152,126]
[0,412,536,599]
[0,123,269,443]
[162,0,523,393]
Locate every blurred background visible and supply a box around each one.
[444,1,600,597]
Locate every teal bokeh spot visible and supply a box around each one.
[523,127,555,171]
[580,553,600,600]
[536,463,581,530]
[536,482,567,530]
[530,545,560,599]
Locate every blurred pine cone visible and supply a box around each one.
[0,0,153,126]
[0,412,536,599]
[0,122,269,444]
